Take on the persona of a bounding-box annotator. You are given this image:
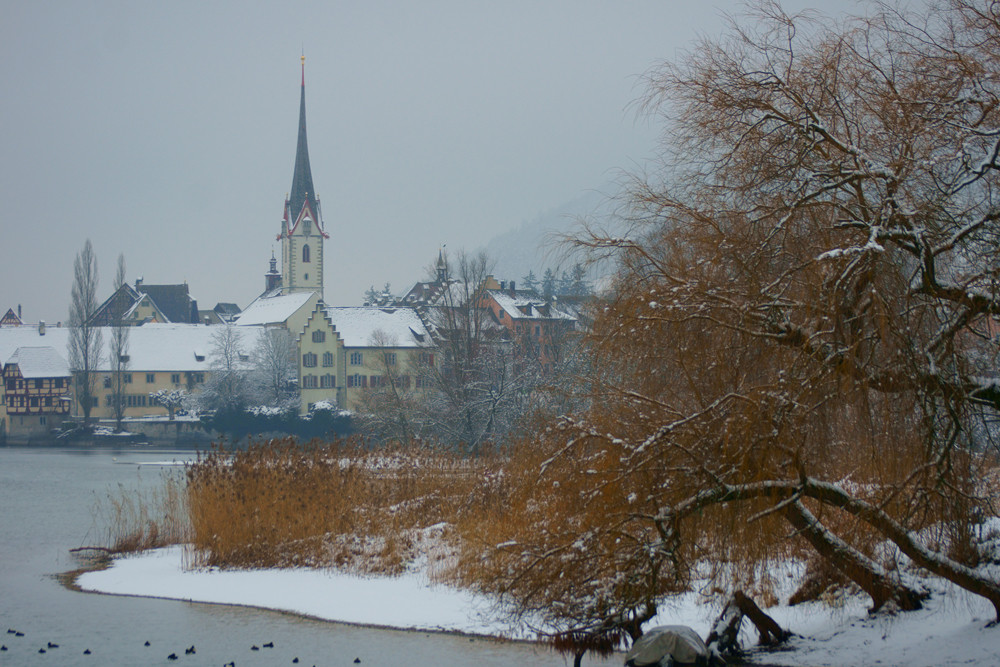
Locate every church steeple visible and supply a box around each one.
[287,55,319,230]
[277,55,327,298]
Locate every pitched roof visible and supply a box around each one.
[484,289,577,321]
[214,302,242,316]
[1,308,23,326]
[0,324,265,373]
[235,291,316,326]
[124,292,169,323]
[136,284,198,324]
[90,283,142,325]
[5,346,70,378]
[91,283,198,325]
[326,306,432,348]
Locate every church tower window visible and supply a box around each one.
[303,244,311,263]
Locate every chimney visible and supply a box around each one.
[38,320,45,336]
[500,280,506,290]
[509,281,516,296]
[135,276,144,288]
[18,304,22,320]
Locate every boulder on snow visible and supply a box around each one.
[624,625,710,667]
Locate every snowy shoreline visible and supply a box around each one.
[73,545,1000,666]
[74,545,533,641]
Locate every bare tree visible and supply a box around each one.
[68,239,102,426]
[420,250,541,450]
[251,327,298,409]
[198,325,251,413]
[108,253,130,431]
[358,329,422,443]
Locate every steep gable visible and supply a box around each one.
[136,284,198,324]
[1,308,23,326]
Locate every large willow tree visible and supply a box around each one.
[456,1,1000,660]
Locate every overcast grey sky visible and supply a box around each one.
[1,0,856,323]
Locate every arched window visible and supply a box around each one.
[303,244,311,263]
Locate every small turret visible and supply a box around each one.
[436,247,447,283]
[265,251,282,292]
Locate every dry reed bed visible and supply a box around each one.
[185,437,497,575]
[94,472,189,553]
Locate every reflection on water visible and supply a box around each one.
[0,445,616,666]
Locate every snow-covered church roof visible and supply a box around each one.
[235,291,316,326]
[325,306,432,348]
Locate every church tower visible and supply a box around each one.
[277,55,327,297]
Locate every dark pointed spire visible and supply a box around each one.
[288,54,319,228]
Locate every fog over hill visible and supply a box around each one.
[479,185,621,290]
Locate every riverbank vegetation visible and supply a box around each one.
[93,472,188,554]
[184,437,492,574]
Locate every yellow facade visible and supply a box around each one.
[296,307,342,413]
[342,345,433,413]
[87,369,208,419]
[295,304,438,414]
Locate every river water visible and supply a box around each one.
[0,445,617,666]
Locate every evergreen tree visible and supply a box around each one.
[521,270,539,294]
[569,263,591,296]
[557,270,573,296]
[541,268,556,299]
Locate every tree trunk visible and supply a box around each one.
[707,590,789,655]
[732,591,789,644]
[800,479,1000,620]
[706,595,743,655]
[784,500,925,612]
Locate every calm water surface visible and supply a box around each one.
[0,446,615,666]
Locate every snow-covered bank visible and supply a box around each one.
[76,545,510,637]
[76,546,1000,666]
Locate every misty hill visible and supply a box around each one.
[478,186,620,289]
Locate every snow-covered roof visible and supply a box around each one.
[5,346,70,378]
[0,324,266,372]
[325,307,432,348]
[485,290,576,321]
[235,291,316,326]
[401,280,470,307]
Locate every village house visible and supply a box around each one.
[478,283,578,373]
[0,323,266,426]
[89,279,201,326]
[1,345,72,441]
[1,307,25,327]
[295,304,436,413]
